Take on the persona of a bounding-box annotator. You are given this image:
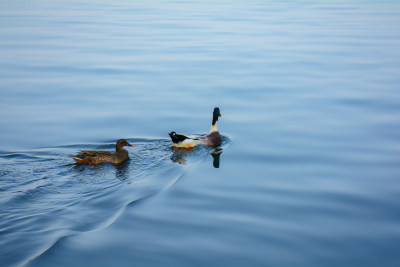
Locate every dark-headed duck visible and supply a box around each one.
[169,107,222,148]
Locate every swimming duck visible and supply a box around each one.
[70,139,133,165]
[169,107,222,148]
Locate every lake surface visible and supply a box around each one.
[1,0,400,266]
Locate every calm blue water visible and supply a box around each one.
[1,0,400,266]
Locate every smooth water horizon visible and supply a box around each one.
[1,1,400,266]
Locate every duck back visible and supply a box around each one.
[200,131,221,147]
[71,149,129,165]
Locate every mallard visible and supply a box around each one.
[169,107,222,148]
[70,139,133,165]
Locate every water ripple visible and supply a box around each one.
[0,136,231,266]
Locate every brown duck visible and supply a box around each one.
[70,139,133,165]
[169,107,222,148]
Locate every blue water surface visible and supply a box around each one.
[1,1,400,266]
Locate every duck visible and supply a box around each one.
[70,139,133,165]
[169,107,222,148]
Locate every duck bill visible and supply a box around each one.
[219,114,222,117]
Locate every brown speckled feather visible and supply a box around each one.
[70,139,132,165]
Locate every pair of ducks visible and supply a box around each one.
[71,107,222,165]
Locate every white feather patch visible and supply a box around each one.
[172,139,198,148]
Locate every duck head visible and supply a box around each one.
[116,139,133,151]
[212,107,222,126]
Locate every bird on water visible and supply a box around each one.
[169,107,222,149]
[70,139,133,165]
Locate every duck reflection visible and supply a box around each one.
[71,160,130,181]
[170,147,223,168]
[211,148,222,168]
[114,160,130,180]
[170,148,188,165]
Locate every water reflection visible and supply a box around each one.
[114,160,130,180]
[71,160,130,181]
[211,148,222,168]
[72,163,92,173]
[170,147,190,165]
[170,147,223,168]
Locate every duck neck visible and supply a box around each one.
[116,145,125,152]
[210,120,218,133]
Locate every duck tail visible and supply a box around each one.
[70,157,83,164]
[70,153,86,164]
[168,131,188,144]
